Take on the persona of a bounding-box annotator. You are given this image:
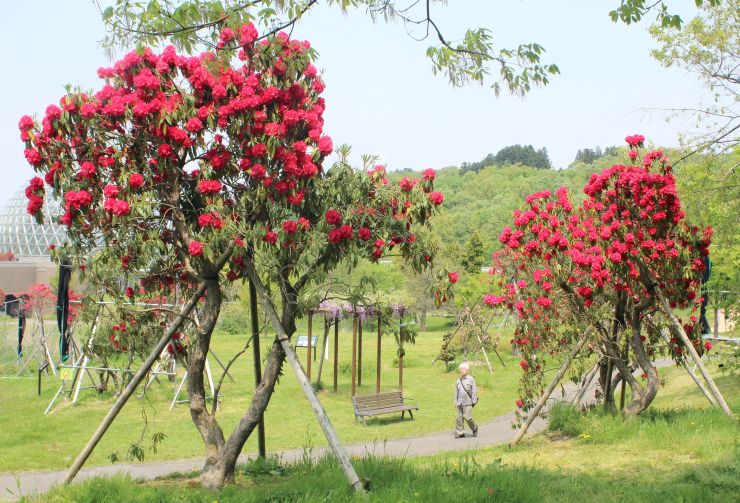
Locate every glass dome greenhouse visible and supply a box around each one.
[0,188,66,259]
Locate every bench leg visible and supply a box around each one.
[408,410,413,419]
[401,410,405,419]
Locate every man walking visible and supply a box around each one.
[454,362,478,438]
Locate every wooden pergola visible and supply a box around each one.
[303,302,410,397]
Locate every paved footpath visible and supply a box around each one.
[1,360,676,501]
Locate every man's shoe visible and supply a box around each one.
[472,428,479,437]
[454,433,465,438]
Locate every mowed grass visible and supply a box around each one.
[28,369,740,502]
[0,313,523,472]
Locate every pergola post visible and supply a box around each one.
[376,313,382,394]
[351,314,357,397]
[398,315,404,391]
[357,318,363,387]
[307,312,313,381]
[333,317,339,392]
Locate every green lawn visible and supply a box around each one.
[0,314,523,472]
[27,368,740,502]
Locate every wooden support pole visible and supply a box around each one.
[246,268,364,493]
[64,282,208,484]
[307,312,313,381]
[333,318,339,393]
[351,315,357,397]
[655,287,733,418]
[571,362,599,406]
[248,279,266,459]
[619,338,629,412]
[376,314,382,394]
[658,329,717,407]
[511,331,591,447]
[357,318,363,387]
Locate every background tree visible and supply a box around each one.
[493,144,552,169]
[490,136,713,418]
[462,230,485,273]
[649,0,738,154]
[96,0,712,98]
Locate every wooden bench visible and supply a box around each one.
[352,391,418,425]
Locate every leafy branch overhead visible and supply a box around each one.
[98,0,715,97]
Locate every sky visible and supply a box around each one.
[0,0,710,207]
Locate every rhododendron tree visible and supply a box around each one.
[21,25,447,488]
[489,136,719,421]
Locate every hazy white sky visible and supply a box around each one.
[0,0,709,206]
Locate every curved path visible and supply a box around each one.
[0,359,676,501]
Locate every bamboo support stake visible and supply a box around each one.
[571,362,599,406]
[248,279,266,459]
[511,331,591,446]
[658,329,717,407]
[246,268,364,493]
[655,287,733,418]
[64,282,208,484]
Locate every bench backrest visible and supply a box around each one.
[354,391,404,410]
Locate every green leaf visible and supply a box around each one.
[102,6,114,20]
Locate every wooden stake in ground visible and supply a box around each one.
[511,331,591,447]
[655,287,734,418]
[64,282,208,484]
[246,270,364,493]
[571,362,600,407]
[658,328,717,407]
[248,279,267,459]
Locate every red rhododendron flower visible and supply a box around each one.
[128,173,145,189]
[625,134,645,147]
[283,220,298,234]
[317,136,333,155]
[263,230,278,244]
[325,209,341,226]
[448,272,458,284]
[197,179,222,194]
[428,191,444,205]
[188,241,204,257]
[422,168,436,182]
[104,198,131,216]
[358,227,371,241]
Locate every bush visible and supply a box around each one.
[548,403,583,437]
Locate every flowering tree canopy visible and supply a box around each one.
[487,136,711,418]
[20,24,449,488]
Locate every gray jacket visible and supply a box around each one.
[455,375,478,406]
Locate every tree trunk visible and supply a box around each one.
[188,280,227,482]
[200,337,288,488]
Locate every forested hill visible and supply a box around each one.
[430,162,596,254]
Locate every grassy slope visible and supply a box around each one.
[31,366,740,502]
[0,315,523,472]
